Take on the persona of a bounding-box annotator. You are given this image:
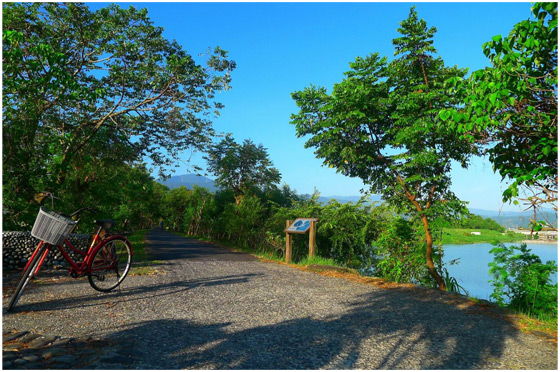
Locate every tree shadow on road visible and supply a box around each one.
[104,288,544,369]
[3,273,262,313]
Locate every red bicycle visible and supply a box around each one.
[7,193,133,311]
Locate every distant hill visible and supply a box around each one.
[469,208,558,229]
[159,174,218,192]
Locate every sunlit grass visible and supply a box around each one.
[515,311,558,334]
[442,228,526,245]
[297,256,340,267]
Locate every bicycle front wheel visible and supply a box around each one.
[7,243,47,312]
[87,238,132,292]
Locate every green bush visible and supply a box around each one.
[373,218,434,286]
[489,243,557,318]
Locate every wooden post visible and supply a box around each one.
[285,220,292,263]
[309,220,317,258]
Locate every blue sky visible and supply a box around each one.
[92,1,534,211]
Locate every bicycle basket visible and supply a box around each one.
[31,207,77,246]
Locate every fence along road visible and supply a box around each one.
[2,228,557,369]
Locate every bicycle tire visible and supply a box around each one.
[87,237,132,292]
[6,243,47,312]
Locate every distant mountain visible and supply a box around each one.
[159,174,218,192]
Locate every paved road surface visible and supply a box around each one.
[2,229,557,369]
[145,229,257,262]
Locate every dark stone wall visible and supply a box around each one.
[2,232,91,271]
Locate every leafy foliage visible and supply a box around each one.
[441,213,506,232]
[2,2,235,227]
[317,198,382,266]
[441,267,468,296]
[489,243,557,317]
[373,218,430,285]
[442,2,558,214]
[220,195,267,246]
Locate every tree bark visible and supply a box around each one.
[420,213,446,290]
[394,172,447,290]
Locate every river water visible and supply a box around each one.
[443,242,558,300]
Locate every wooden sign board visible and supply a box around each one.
[284,218,318,234]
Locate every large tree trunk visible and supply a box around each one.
[420,214,446,290]
[396,174,447,290]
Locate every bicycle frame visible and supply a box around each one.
[23,228,132,278]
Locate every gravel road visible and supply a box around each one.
[3,229,557,369]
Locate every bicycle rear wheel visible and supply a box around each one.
[7,243,47,312]
[87,238,132,292]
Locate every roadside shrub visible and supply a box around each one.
[221,195,266,247]
[373,218,433,285]
[489,243,558,318]
[317,199,381,267]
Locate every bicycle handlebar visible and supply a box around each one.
[36,192,97,218]
[35,191,59,209]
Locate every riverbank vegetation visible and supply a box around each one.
[489,243,558,324]
[442,228,525,245]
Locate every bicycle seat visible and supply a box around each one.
[94,219,114,230]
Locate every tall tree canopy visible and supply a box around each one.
[443,2,557,218]
[3,2,235,226]
[205,136,281,204]
[291,7,478,289]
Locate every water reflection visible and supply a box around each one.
[444,242,558,300]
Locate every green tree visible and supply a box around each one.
[205,136,281,204]
[291,7,477,290]
[445,213,506,232]
[443,2,557,220]
[183,186,214,236]
[219,195,266,247]
[2,2,235,227]
[165,186,191,232]
[43,163,166,233]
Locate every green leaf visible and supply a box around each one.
[439,110,451,121]
[452,112,463,123]
[492,35,502,42]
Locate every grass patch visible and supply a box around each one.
[297,256,340,267]
[127,229,164,275]
[515,311,558,335]
[256,250,284,262]
[442,228,526,245]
